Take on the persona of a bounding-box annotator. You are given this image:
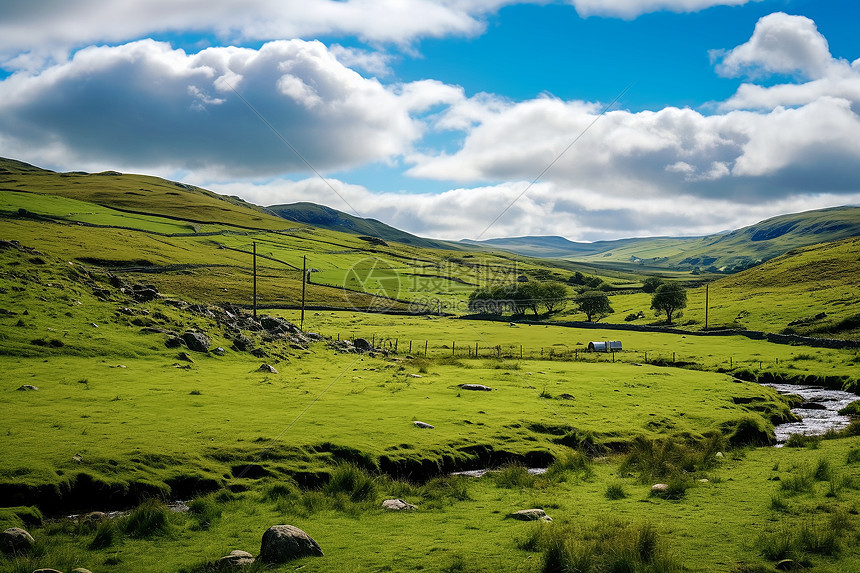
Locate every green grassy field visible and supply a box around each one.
[2,159,860,573]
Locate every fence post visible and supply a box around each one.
[452,341,455,356]
[424,340,428,357]
[409,340,412,354]
[520,345,523,360]
[476,342,479,357]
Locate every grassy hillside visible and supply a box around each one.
[268,201,460,250]
[4,160,860,573]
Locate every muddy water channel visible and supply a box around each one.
[762,383,857,443]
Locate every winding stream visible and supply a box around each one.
[762,383,857,444]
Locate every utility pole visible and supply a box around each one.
[704,282,709,330]
[300,255,307,330]
[252,241,257,319]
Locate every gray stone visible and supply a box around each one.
[1,527,34,555]
[258,363,278,374]
[182,331,210,352]
[216,549,255,567]
[382,499,417,511]
[510,509,552,522]
[353,338,373,352]
[212,347,225,356]
[32,569,63,573]
[232,334,252,351]
[71,569,94,573]
[458,384,492,391]
[16,385,38,391]
[259,525,323,563]
[413,420,434,429]
[651,483,670,494]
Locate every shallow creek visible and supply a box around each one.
[762,383,857,444]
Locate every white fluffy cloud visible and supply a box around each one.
[714,12,834,80]
[569,0,754,19]
[0,0,524,67]
[0,39,461,177]
[205,176,860,241]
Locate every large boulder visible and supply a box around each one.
[182,331,210,353]
[259,525,323,563]
[260,316,299,335]
[0,526,34,555]
[353,338,373,352]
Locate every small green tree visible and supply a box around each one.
[650,282,687,324]
[541,282,569,313]
[642,277,664,293]
[575,290,613,322]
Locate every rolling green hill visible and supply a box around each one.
[268,201,460,250]
[465,206,860,274]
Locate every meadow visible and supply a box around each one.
[2,160,860,572]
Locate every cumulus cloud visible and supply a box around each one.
[569,0,754,19]
[0,39,462,177]
[204,176,860,242]
[0,0,523,67]
[713,12,834,80]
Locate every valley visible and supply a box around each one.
[1,158,859,573]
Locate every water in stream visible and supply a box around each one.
[762,383,857,444]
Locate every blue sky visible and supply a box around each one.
[1,0,859,241]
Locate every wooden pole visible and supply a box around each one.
[252,241,257,319]
[705,282,709,330]
[300,255,307,330]
[424,340,428,357]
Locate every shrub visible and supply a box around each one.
[847,448,860,464]
[605,482,627,500]
[324,463,377,502]
[785,433,821,448]
[122,498,171,538]
[188,496,222,530]
[89,519,119,549]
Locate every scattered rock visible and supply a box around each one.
[458,383,492,391]
[559,393,575,400]
[216,549,255,567]
[250,348,269,358]
[797,402,827,410]
[176,352,194,363]
[1,527,35,555]
[776,559,799,571]
[232,334,253,351]
[165,336,184,349]
[509,509,552,522]
[72,568,94,573]
[382,499,417,511]
[353,338,373,352]
[258,363,278,374]
[33,569,63,573]
[16,385,38,391]
[212,347,225,356]
[413,421,434,429]
[407,374,423,378]
[259,524,323,563]
[182,331,210,353]
[651,484,670,494]
[715,452,724,459]
[260,316,299,335]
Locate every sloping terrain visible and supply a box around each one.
[268,201,459,250]
[465,206,860,274]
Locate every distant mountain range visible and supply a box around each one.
[462,206,860,273]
